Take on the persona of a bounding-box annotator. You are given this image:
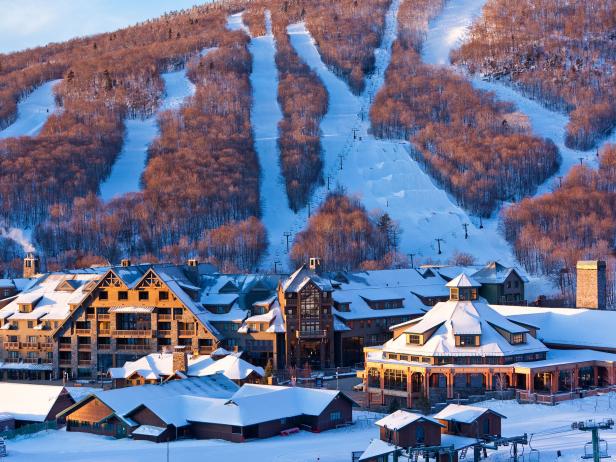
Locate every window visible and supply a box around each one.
[118,291,128,300]
[368,368,380,388]
[99,291,108,300]
[384,369,407,391]
[416,426,425,444]
[407,334,421,345]
[231,426,241,434]
[511,333,525,344]
[159,291,169,301]
[330,411,341,422]
[27,321,33,329]
[457,335,478,346]
[138,291,149,301]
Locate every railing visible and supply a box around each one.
[77,343,92,350]
[23,357,41,364]
[4,357,20,363]
[98,314,110,320]
[158,314,172,320]
[39,342,53,349]
[59,344,72,350]
[78,360,91,366]
[97,344,111,350]
[98,329,110,336]
[1,420,58,440]
[21,342,39,349]
[75,329,91,335]
[112,330,151,337]
[59,360,72,367]
[296,329,328,339]
[157,330,172,337]
[115,344,150,351]
[198,346,213,354]
[3,342,19,350]
[178,330,195,337]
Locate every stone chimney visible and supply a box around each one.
[23,253,40,278]
[309,257,321,272]
[576,260,607,310]
[172,346,188,374]
[120,258,131,267]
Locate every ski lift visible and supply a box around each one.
[582,440,609,459]
[528,434,541,462]
[508,442,525,462]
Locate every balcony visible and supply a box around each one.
[296,329,328,339]
[59,360,72,367]
[39,342,53,349]
[98,314,110,320]
[21,342,39,349]
[178,330,195,337]
[158,314,172,321]
[23,357,41,364]
[78,344,92,351]
[59,343,72,351]
[3,342,20,350]
[112,330,151,338]
[98,329,110,336]
[75,329,91,335]
[116,344,150,352]
[4,357,20,363]
[198,346,213,355]
[78,360,91,366]
[97,344,111,350]
[157,330,172,337]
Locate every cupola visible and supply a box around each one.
[445,273,481,301]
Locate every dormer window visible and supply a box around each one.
[407,334,422,345]
[511,333,526,344]
[456,335,479,347]
[450,287,477,301]
[18,303,33,313]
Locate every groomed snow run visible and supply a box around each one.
[5,396,616,462]
[421,0,616,197]
[99,60,204,201]
[228,12,303,270]
[0,80,61,140]
[287,0,515,266]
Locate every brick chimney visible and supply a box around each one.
[172,346,188,374]
[23,253,40,278]
[576,260,607,310]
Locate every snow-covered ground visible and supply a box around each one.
[0,80,61,140]
[5,397,616,462]
[99,63,200,201]
[421,0,615,197]
[228,12,304,270]
[288,0,515,266]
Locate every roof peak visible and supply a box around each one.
[446,273,481,288]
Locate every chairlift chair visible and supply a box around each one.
[582,440,609,459]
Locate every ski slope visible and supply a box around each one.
[99,62,202,201]
[228,12,304,270]
[0,80,61,140]
[421,0,613,197]
[288,0,514,266]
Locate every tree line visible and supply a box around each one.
[369,0,559,216]
[453,0,616,150]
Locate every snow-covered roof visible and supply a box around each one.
[198,355,265,381]
[381,299,548,358]
[188,385,353,427]
[376,410,443,430]
[0,383,70,422]
[511,349,616,369]
[492,305,616,351]
[359,439,397,461]
[472,262,528,284]
[0,273,100,322]
[446,273,480,288]
[201,293,239,306]
[239,303,285,333]
[282,265,333,293]
[132,425,167,437]
[433,404,505,424]
[108,353,216,380]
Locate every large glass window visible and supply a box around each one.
[368,368,381,388]
[299,285,321,333]
[384,369,407,391]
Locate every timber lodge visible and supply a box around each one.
[1,255,615,405]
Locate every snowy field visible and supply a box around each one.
[0,80,61,140]
[5,396,616,462]
[0,0,216,54]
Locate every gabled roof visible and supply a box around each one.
[433,404,506,423]
[376,410,444,430]
[198,355,265,381]
[446,273,480,288]
[0,383,71,422]
[472,261,529,284]
[108,353,216,380]
[282,265,333,293]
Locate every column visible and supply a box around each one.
[550,370,559,394]
[407,369,413,408]
[380,366,385,405]
[425,371,430,401]
[593,366,599,387]
[446,372,453,400]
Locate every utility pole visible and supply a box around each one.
[338,154,344,170]
[558,175,563,188]
[352,128,359,140]
[407,253,416,268]
[283,232,292,252]
[579,157,584,166]
[479,216,484,229]
[273,260,280,274]
[462,223,469,239]
[327,175,331,190]
[435,238,444,255]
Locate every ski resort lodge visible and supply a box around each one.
[360,274,616,408]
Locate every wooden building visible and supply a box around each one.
[0,383,74,427]
[434,404,504,439]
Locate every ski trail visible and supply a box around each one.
[288,0,515,265]
[233,11,301,270]
[99,53,210,201]
[0,79,61,139]
[421,0,611,198]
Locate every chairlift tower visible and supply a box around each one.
[573,419,615,462]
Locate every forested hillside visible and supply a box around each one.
[454,0,616,150]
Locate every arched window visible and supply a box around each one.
[416,425,425,444]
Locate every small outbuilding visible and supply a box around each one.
[0,383,74,427]
[375,410,444,447]
[434,404,505,438]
